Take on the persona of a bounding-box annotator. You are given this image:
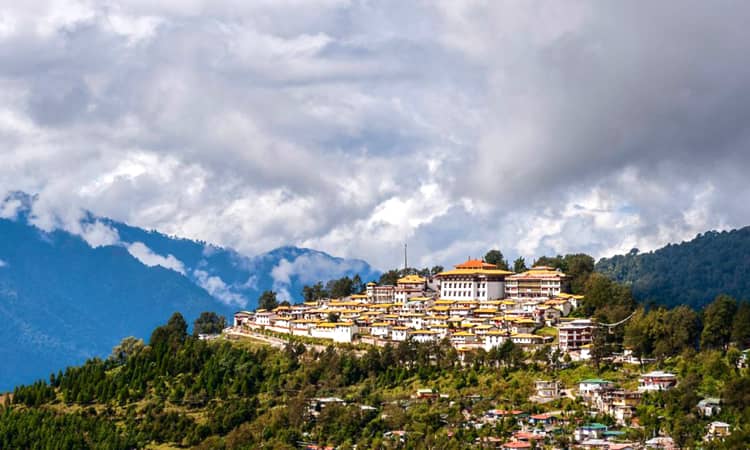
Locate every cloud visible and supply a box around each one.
[79,221,120,248]
[271,252,371,301]
[0,259,7,268]
[192,269,246,307]
[126,241,185,274]
[1,1,750,270]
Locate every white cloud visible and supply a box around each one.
[0,259,7,268]
[126,241,185,274]
[192,269,246,307]
[1,1,750,271]
[270,252,371,301]
[79,221,120,248]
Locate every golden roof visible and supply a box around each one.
[398,274,426,284]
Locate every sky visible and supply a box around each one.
[1,0,750,270]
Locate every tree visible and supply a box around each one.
[109,336,145,365]
[484,250,509,270]
[564,254,595,294]
[512,257,527,273]
[430,265,444,276]
[378,269,401,286]
[701,294,737,350]
[732,301,750,348]
[302,282,327,302]
[193,312,227,336]
[258,290,279,311]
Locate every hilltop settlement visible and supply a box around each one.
[234,260,590,353]
[225,258,739,449]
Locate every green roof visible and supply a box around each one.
[580,378,612,384]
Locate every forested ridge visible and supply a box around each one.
[596,227,750,308]
[3,300,750,449]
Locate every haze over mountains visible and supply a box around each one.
[0,193,379,391]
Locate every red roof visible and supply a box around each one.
[530,413,552,420]
[503,442,532,449]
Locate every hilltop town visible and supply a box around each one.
[225,258,740,449]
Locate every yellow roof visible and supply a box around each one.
[508,266,567,280]
[435,299,457,305]
[460,323,476,328]
[398,274,426,284]
[430,306,450,312]
[558,293,584,299]
[392,326,409,330]
[452,331,475,337]
[366,282,376,286]
[370,322,390,327]
[351,294,367,299]
[475,308,498,314]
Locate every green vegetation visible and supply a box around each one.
[3,297,750,449]
[596,227,750,308]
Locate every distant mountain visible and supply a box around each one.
[596,227,750,308]
[0,192,379,390]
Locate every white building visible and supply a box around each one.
[394,275,428,304]
[233,311,253,327]
[409,329,439,343]
[310,322,358,343]
[638,371,677,392]
[436,259,511,301]
[505,266,568,299]
[391,326,408,341]
[558,319,596,352]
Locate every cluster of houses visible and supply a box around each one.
[233,259,596,359]
[523,373,730,448]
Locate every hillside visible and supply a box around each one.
[0,192,380,391]
[596,227,750,308]
[3,316,750,449]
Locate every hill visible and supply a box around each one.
[0,192,380,391]
[596,227,750,308]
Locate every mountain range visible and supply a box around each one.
[0,192,379,391]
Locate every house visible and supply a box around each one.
[505,266,568,299]
[310,322,358,343]
[254,311,276,327]
[527,412,556,428]
[366,282,395,304]
[509,333,545,348]
[233,311,253,327]
[484,331,509,351]
[394,275,428,304]
[574,423,608,442]
[409,329,439,343]
[533,380,562,402]
[391,326,408,341]
[579,379,615,397]
[645,436,676,449]
[416,388,439,399]
[697,397,721,417]
[369,322,391,338]
[501,441,531,449]
[638,371,677,392]
[450,331,478,346]
[558,319,595,351]
[704,421,731,441]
